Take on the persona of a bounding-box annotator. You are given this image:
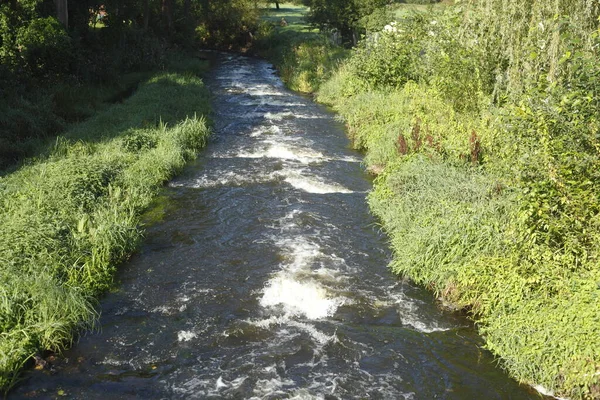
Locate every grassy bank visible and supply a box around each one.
[0,71,153,172]
[253,2,347,93]
[0,57,211,393]
[259,2,600,398]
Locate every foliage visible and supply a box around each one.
[253,2,348,93]
[462,0,600,99]
[195,0,260,49]
[0,0,260,171]
[315,0,600,397]
[307,0,390,44]
[15,16,73,77]
[0,62,211,393]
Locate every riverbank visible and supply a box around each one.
[0,56,211,393]
[256,2,600,399]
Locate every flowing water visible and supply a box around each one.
[12,54,543,400]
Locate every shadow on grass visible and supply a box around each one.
[0,58,210,176]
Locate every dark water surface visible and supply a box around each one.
[12,54,543,399]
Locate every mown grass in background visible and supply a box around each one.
[0,56,211,394]
[392,0,452,19]
[253,2,348,93]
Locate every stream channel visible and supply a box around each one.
[13,54,544,399]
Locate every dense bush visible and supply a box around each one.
[194,0,260,49]
[15,16,73,77]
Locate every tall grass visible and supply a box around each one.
[314,1,600,397]
[0,58,211,393]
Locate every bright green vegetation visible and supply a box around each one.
[0,60,211,393]
[254,2,348,93]
[263,0,600,397]
[392,1,450,19]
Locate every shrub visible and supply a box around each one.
[16,17,73,77]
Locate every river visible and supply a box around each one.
[11,54,543,400]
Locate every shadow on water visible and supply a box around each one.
[10,53,549,400]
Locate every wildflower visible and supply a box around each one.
[384,24,398,33]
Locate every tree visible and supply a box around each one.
[308,0,388,45]
[53,0,68,28]
[161,0,172,32]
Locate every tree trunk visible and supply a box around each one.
[275,1,280,10]
[184,0,191,19]
[143,0,150,31]
[161,0,173,32]
[54,0,68,28]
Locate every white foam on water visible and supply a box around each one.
[169,170,278,189]
[328,154,363,163]
[275,237,323,271]
[265,111,295,121]
[236,144,324,165]
[287,320,337,345]
[260,275,339,320]
[259,237,347,319]
[217,66,254,82]
[386,290,453,333]
[282,173,354,194]
[216,376,228,389]
[267,145,323,163]
[265,111,323,121]
[238,98,306,107]
[178,330,197,342]
[250,377,296,400]
[171,375,248,398]
[250,125,282,137]
[533,385,570,400]
[287,389,325,400]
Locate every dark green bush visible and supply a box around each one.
[16,17,73,77]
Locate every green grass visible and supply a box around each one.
[261,2,314,32]
[0,56,211,393]
[0,71,153,173]
[392,1,452,19]
[254,2,348,93]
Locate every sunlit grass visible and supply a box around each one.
[393,1,452,19]
[0,56,211,393]
[255,2,347,93]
